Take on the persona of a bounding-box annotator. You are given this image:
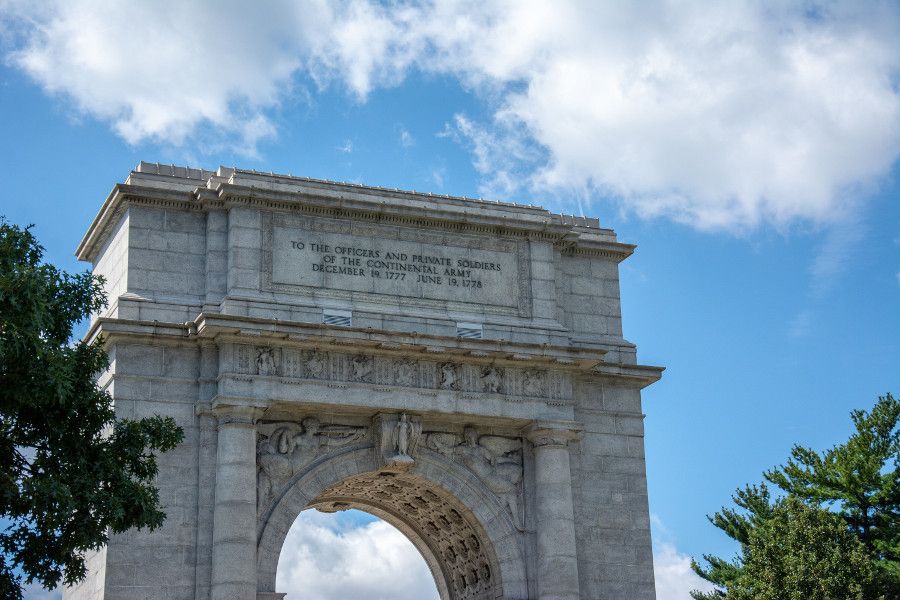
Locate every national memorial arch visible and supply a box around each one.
[66,163,662,600]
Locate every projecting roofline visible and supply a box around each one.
[77,161,635,263]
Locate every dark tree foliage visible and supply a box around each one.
[692,393,899,599]
[0,222,183,598]
[690,485,773,599]
[728,497,876,600]
[766,392,899,584]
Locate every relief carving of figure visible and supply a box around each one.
[522,369,543,397]
[439,362,459,390]
[394,358,417,387]
[350,354,373,382]
[305,351,326,379]
[256,346,277,376]
[391,413,422,462]
[480,365,502,393]
[257,417,367,511]
[425,427,524,530]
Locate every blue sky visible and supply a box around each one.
[1,2,898,598]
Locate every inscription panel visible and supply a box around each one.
[264,215,530,314]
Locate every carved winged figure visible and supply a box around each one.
[424,427,525,530]
[257,417,367,512]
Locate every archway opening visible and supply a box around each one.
[275,507,440,600]
[258,446,524,600]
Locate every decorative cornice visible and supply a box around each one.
[75,172,634,263]
[86,313,607,371]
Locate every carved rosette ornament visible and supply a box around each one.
[424,427,525,531]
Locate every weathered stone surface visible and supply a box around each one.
[66,162,663,600]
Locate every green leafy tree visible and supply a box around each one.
[692,393,899,599]
[0,222,183,599]
[728,497,877,600]
[690,484,773,598]
[765,392,899,582]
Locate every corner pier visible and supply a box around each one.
[65,162,663,600]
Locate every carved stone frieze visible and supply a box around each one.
[350,354,373,382]
[439,362,460,390]
[424,427,525,531]
[305,350,327,379]
[479,365,502,393]
[256,346,278,376]
[393,358,418,387]
[228,344,572,404]
[522,369,543,397]
[256,417,367,512]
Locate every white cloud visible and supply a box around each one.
[399,127,415,147]
[3,0,899,229]
[337,139,354,154]
[276,509,439,600]
[654,542,717,600]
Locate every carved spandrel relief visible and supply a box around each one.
[257,417,367,511]
[425,427,525,531]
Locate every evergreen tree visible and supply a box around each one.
[692,393,899,599]
[728,497,876,600]
[765,392,899,583]
[0,222,183,599]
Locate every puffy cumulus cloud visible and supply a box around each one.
[276,509,439,600]
[3,1,899,229]
[429,1,900,229]
[654,542,717,600]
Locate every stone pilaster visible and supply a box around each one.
[211,406,260,600]
[525,422,583,600]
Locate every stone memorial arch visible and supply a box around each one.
[65,162,662,600]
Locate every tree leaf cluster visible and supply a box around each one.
[692,392,899,599]
[0,222,184,599]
